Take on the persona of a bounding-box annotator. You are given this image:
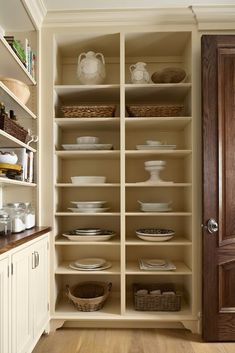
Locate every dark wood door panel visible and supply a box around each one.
[219,260,235,312]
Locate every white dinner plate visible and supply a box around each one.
[62,144,113,150]
[68,207,110,213]
[71,201,106,207]
[69,261,112,271]
[136,228,175,237]
[74,258,106,268]
[62,232,116,242]
[136,145,176,150]
[137,234,174,242]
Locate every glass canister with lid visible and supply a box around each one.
[0,209,12,236]
[21,202,36,229]
[4,203,26,233]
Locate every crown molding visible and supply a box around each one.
[22,0,47,29]
[43,8,196,27]
[192,5,235,30]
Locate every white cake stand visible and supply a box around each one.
[144,163,166,183]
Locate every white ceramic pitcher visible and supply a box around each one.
[129,62,150,84]
[77,51,106,85]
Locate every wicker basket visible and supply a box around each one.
[0,116,28,142]
[61,105,116,118]
[133,283,182,311]
[126,104,184,117]
[66,281,112,312]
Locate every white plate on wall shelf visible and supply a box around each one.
[62,232,116,242]
[74,258,106,268]
[137,234,175,242]
[69,261,112,271]
[71,201,107,208]
[62,144,113,150]
[68,207,110,213]
[136,145,176,150]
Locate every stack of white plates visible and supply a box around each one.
[71,176,106,184]
[62,135,113,150]
[139,258,176,271]
[62,228,116,241]
[136,140,176,150]
[69,257,112,271]
[68,201,109,213]
[138,200,172,212]
[136,228,175,242]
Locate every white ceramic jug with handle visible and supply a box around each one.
[77,51,106,85]
[129,62,150,84]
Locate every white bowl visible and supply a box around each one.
[146,140,162,146]
[71,176,106,184]
[71,201,107,208]
[0,77,30,104]
[76,136,99,144]
[144,160,166,167]
[0,152,18,164]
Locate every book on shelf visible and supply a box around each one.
[0,147,34,183]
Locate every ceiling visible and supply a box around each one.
[42,0,235,11]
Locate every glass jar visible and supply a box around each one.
[0,209,12,236]
[4,203,26,233]
[22,202,35,229]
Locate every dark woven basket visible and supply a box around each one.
[66,281,112,312]
[0,116,28,142]
[126,104,184,117]
[133,283,182,311]
[61,105,116,118]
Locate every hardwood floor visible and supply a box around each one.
[33,329,235,353]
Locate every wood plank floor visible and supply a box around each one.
[33,329,235,353]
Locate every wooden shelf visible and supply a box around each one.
[54,84,120,104]
[55,183,120,188]
[125,150,192,158]
[56,151,120,159]
[0,178,36,187]
[126,261,192,275]
[125,183,191,187]
[55,237,120,246]
[126,212,192,216]
[55,212,120,217]
[0,129,36,152]
[55,261,120,274]
[0,82,37,120]
[0,36,36,85]
[125,116,192,130]
[125,238,192,246]
[54,117,120,129]
[54,294,120,319]
[125,83,191,104]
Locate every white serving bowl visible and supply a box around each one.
[0,77,30,104]
[144,160,166,167]
[76,136,99,144]
[71,176,106,184]
[146,140,162,146]
[0,152,18,164]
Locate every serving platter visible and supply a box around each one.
[62,144,113,150]
[69,261,112,271]
[68,207,110,213]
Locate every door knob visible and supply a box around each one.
[202,218,219,234]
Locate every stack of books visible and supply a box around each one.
[4,36,36,80]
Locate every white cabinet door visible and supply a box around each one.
[11,246,34,353]
[0,256,9,353]
[33,237,48,337]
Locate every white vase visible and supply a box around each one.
[77,51,106,85]
[129,62,150,84]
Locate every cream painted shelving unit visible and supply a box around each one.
[0,24,39,211]
[50,29,199,332]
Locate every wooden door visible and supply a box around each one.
[0,256,9,353]
[202,35,235,341]
[11,246,34,353]
[33,237,49,337]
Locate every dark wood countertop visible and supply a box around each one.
[0,226,52,255]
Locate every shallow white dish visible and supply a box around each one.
[146,140,162,145]
[62,144,113,150]
[144,160,166,167]
[71,201,106,208]
[74,258,106,268]
[71,176,106,184]
[76,136,99,144]
[137,234,174,241]
[140,206,172,212]
[136,145,176,150]
[138,200,171,212]
[68,207,110,213]
[62,232,116,242]
[69,261,112,271]
[136,228,175,236]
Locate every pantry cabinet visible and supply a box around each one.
[0,255,9,353]
[0,233,49,353]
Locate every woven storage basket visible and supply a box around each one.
[126,104,184,117]
[133,283,181,311]
[61,105,116,118]
[0,116,28,142]
[66,281,112,312]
